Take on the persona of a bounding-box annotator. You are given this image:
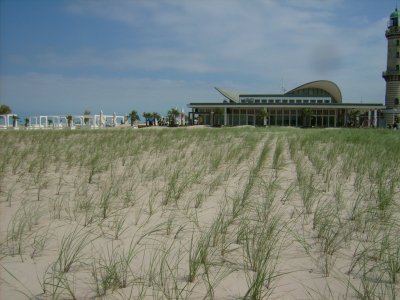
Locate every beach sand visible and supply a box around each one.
[0,128,398,299]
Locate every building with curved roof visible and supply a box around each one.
[187,80,383,128]
[188,8,400,128]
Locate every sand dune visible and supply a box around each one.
[1,127,399,299]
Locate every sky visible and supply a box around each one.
[0,0,397,117]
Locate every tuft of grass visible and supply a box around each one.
[39,262,78,299]
[243,214,285,300]
[55,226,93,273]
[98,182,116,219]
[188,230,211,283]
[30,225,51,259]
[4,202,42,257]
[91,243,136,296]
[272,137,285,171]
[297,170,318,215]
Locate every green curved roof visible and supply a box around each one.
[285,80,342,103]
[215,80,343,104]
[391,8,400,18]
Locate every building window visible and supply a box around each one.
[268,99,274,103]
[395,98,399,105]
[397,52,400,58]
[397,40,400,46]
[397,65,400,71]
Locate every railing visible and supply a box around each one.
[386,27,400,36]
[382,70,400,77]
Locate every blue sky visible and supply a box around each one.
[0,0,396,117]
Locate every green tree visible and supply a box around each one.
[66,115,73,127]
[0,104,12,114]
[12,115,19,127]
[129,110,140,126]
[167,108,180,126]
[349,109,360,127]
[258,108,270,126]
[151,112,161,125]
[83,110,91,124]
[302,108,313,127]
[143,112,152,126]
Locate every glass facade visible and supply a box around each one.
[190,107,381,128]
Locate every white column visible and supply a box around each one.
[40,116,47,128]
[374,110,378,127]
[13,116,18,128]
[224,107,228,126]
[100,111,104,128]
[334,109,337,127]
[54,116,59,128]
[263,115,266,126]
[322,111,324,127]
[368,111,371,127]
[181,108,185,126]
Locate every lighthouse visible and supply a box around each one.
[383,8,400,125]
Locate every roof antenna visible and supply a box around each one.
[281,78,287,94]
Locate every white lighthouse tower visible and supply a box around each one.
[383,8,400,125]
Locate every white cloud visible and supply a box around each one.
[26,48,218,74]
[46,1,342,75]
[1,0,390,117]
[62,0,387,86]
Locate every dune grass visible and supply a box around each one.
[0,127,399,299]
